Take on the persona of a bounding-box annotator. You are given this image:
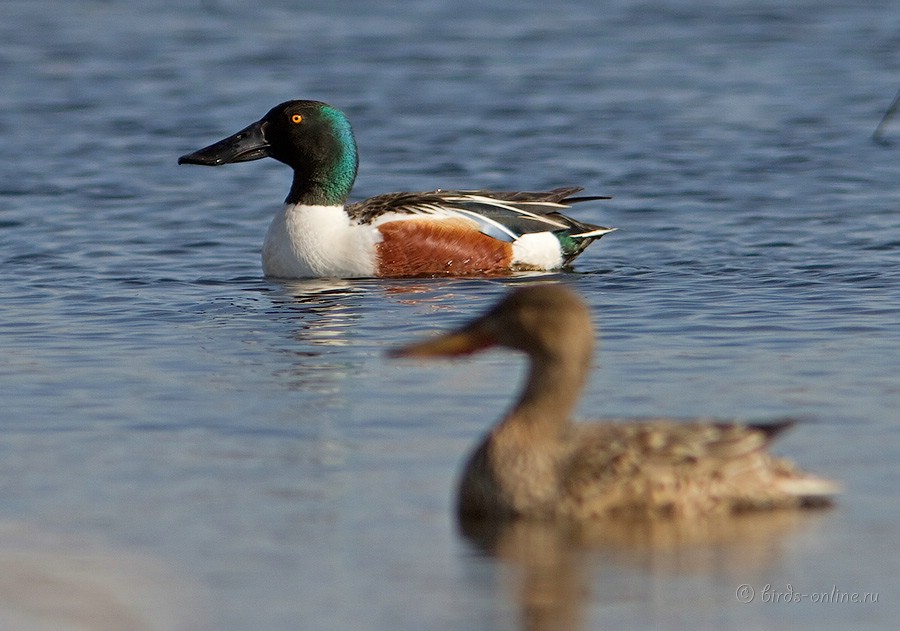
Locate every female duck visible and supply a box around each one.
[179,100,614,278]
[391,285,838,520]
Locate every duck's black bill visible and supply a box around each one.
[178,120,270,166]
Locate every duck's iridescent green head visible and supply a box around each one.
[179,100,359,206]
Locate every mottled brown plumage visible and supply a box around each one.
[391,285,838,521]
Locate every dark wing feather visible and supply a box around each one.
[345,187,611,242]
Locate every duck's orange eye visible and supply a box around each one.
[291,114,303,124]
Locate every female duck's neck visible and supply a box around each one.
[502,351,590,435]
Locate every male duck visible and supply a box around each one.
[391,285,838,521]
[179,100,615,278]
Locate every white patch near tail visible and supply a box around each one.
[776,475,841,500]
[511,232,563,270]
[572,227,618,238]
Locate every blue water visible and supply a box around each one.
[2,0,900,628]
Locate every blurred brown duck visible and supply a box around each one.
[390,284,838,521]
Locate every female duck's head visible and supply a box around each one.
[390,284,595,364]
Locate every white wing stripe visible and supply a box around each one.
[449,209,520,240]
[443,195,570,228]
[374,194,582,238]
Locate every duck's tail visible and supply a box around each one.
[775,474,841,507]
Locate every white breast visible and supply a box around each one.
[262,204,379,278]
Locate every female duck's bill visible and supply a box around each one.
[391,284,839,521]
[179,100,615,278]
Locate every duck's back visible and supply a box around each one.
[557,420,837,520]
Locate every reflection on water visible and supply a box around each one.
[460,509,831,631]
[272,279,362,347]
[262,278,478,412]
[269,276,503,368]
[263,280,367,402]
[462,518,588,631]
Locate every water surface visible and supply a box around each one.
[1,0,899,628]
